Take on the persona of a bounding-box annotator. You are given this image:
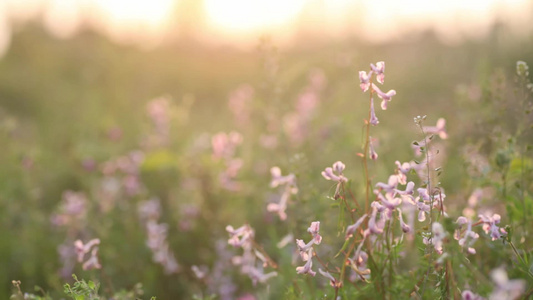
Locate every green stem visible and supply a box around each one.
[508,241,533,279]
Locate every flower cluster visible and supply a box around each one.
[410,117,448,180]
[138,198,180,274]
[455,217,480,254]
[226,224,277,285]
[358,61,397,124]
[321,161,348,199]
[100,150,145,198]
[371,161,417,235]
[74,238,101,270]
[212,131,242,160]
[295,221,322,276]
[50,190,87,227]
[478,213,504,241]
[423,222,446,254]
[283,69,326,146]
[267,166,297,221]
[212,131,244,191]
[146,96,171,147]
[228,84,254,126]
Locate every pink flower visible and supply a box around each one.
[461,290,484,300]
[270,167,297,188]
[369,137,378,160]
[318,268,340,287]
[138,198,161,221]
[394,161,411,185]
[191,265,209,279]
[417,188,431,201]
[371,61,385,84]
[490,267,526,299]
[296,239,313,261]
[74,239,100,263]
[269,167,297,221]
[296,253,316,276]
[416,202,430,222]
[277,233,294,248]
[423,118,448,139]
[359,71,372,92]
[375,191,402,210]
[348,250,371,280]
[226,225,254,247]
[376,175,399,194]
[247,267,278,285]
[296,221,323,277]
[456,216,469,226]
[395,182,416,205]
[321,161,348,183]
[478,214,502,241]
[398,208,411,233]
[296,221,323,261]
[424,222,446,254]
[345,214,367,240]
[455,218,479,254]
[212,131,242,160]
[371,84,396,110]
[82,247,101,270]
[307,221,322,244]
[74,239,102,270]
[266,201,287,221]
[367,202,385,235]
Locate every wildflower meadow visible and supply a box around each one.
[2,23,533,300]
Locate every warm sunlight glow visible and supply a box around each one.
[91,0,174,26]
[89,0,176,44]
[2,0,532,49]
[204,0,306,33]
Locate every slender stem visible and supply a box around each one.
[385,220,393,294]
[340,183,355,223]
[362,78,374,214]
[417,122,435,296]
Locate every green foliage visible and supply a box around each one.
[63,275,100,300]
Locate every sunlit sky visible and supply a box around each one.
[0,0,532,55]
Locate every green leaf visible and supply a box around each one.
[334,238,351,258]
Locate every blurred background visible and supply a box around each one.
[1,0,533,299]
